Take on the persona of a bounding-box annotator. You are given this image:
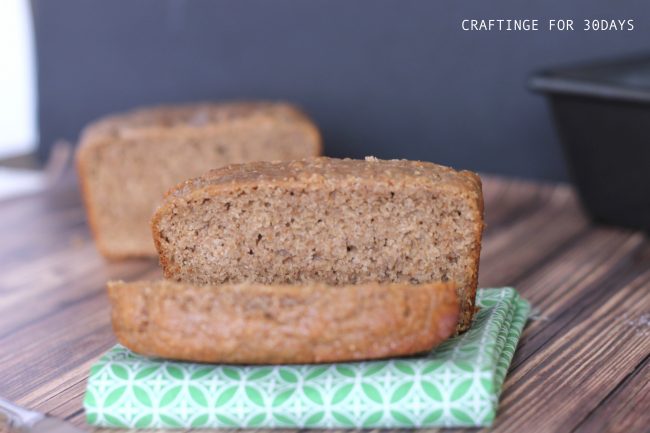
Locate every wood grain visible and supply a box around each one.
[573,355,650,433]
[0,175,648,433]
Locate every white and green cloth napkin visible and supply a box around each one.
[84,287,529,429]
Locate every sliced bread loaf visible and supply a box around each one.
[152,157,484,331]
[108,279,459,364]
[76,101,321,259]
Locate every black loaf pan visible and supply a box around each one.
[530,55,650,232]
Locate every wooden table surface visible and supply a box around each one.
[0,174,648,433]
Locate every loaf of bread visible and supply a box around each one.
[108,279,459,364]
[152,157,484,331]
[76,101,321,259]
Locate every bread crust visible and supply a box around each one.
[78,101,322,158]
[152,157,484,332]
[161,156,480,200]
[108,279,459,364]
[458,170,485,329]
[75,101,322,260]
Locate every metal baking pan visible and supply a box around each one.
[530,54,650,232]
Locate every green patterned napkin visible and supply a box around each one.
[85,287,529,429]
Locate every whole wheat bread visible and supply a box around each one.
[76,101,321,259]
[152,157,484,331]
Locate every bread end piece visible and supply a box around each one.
[107,279,459,364]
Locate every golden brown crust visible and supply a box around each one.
[108,279,459,364]
[76,101,322,259]
[163,156,479,200]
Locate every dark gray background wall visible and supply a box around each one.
[32,0,650,180]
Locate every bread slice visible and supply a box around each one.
[76,101,321,259]
[152,157,484,331]
[107,279,459,364]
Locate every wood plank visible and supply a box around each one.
[482,176,558,231]
[573,355,650,433]
[490,252,650,432]
[479,184,589,288]
[0,266,164,400]
[509,230,647,370]
[0,248,159,339]
[0,295,114,400]
[425,229,650,433]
